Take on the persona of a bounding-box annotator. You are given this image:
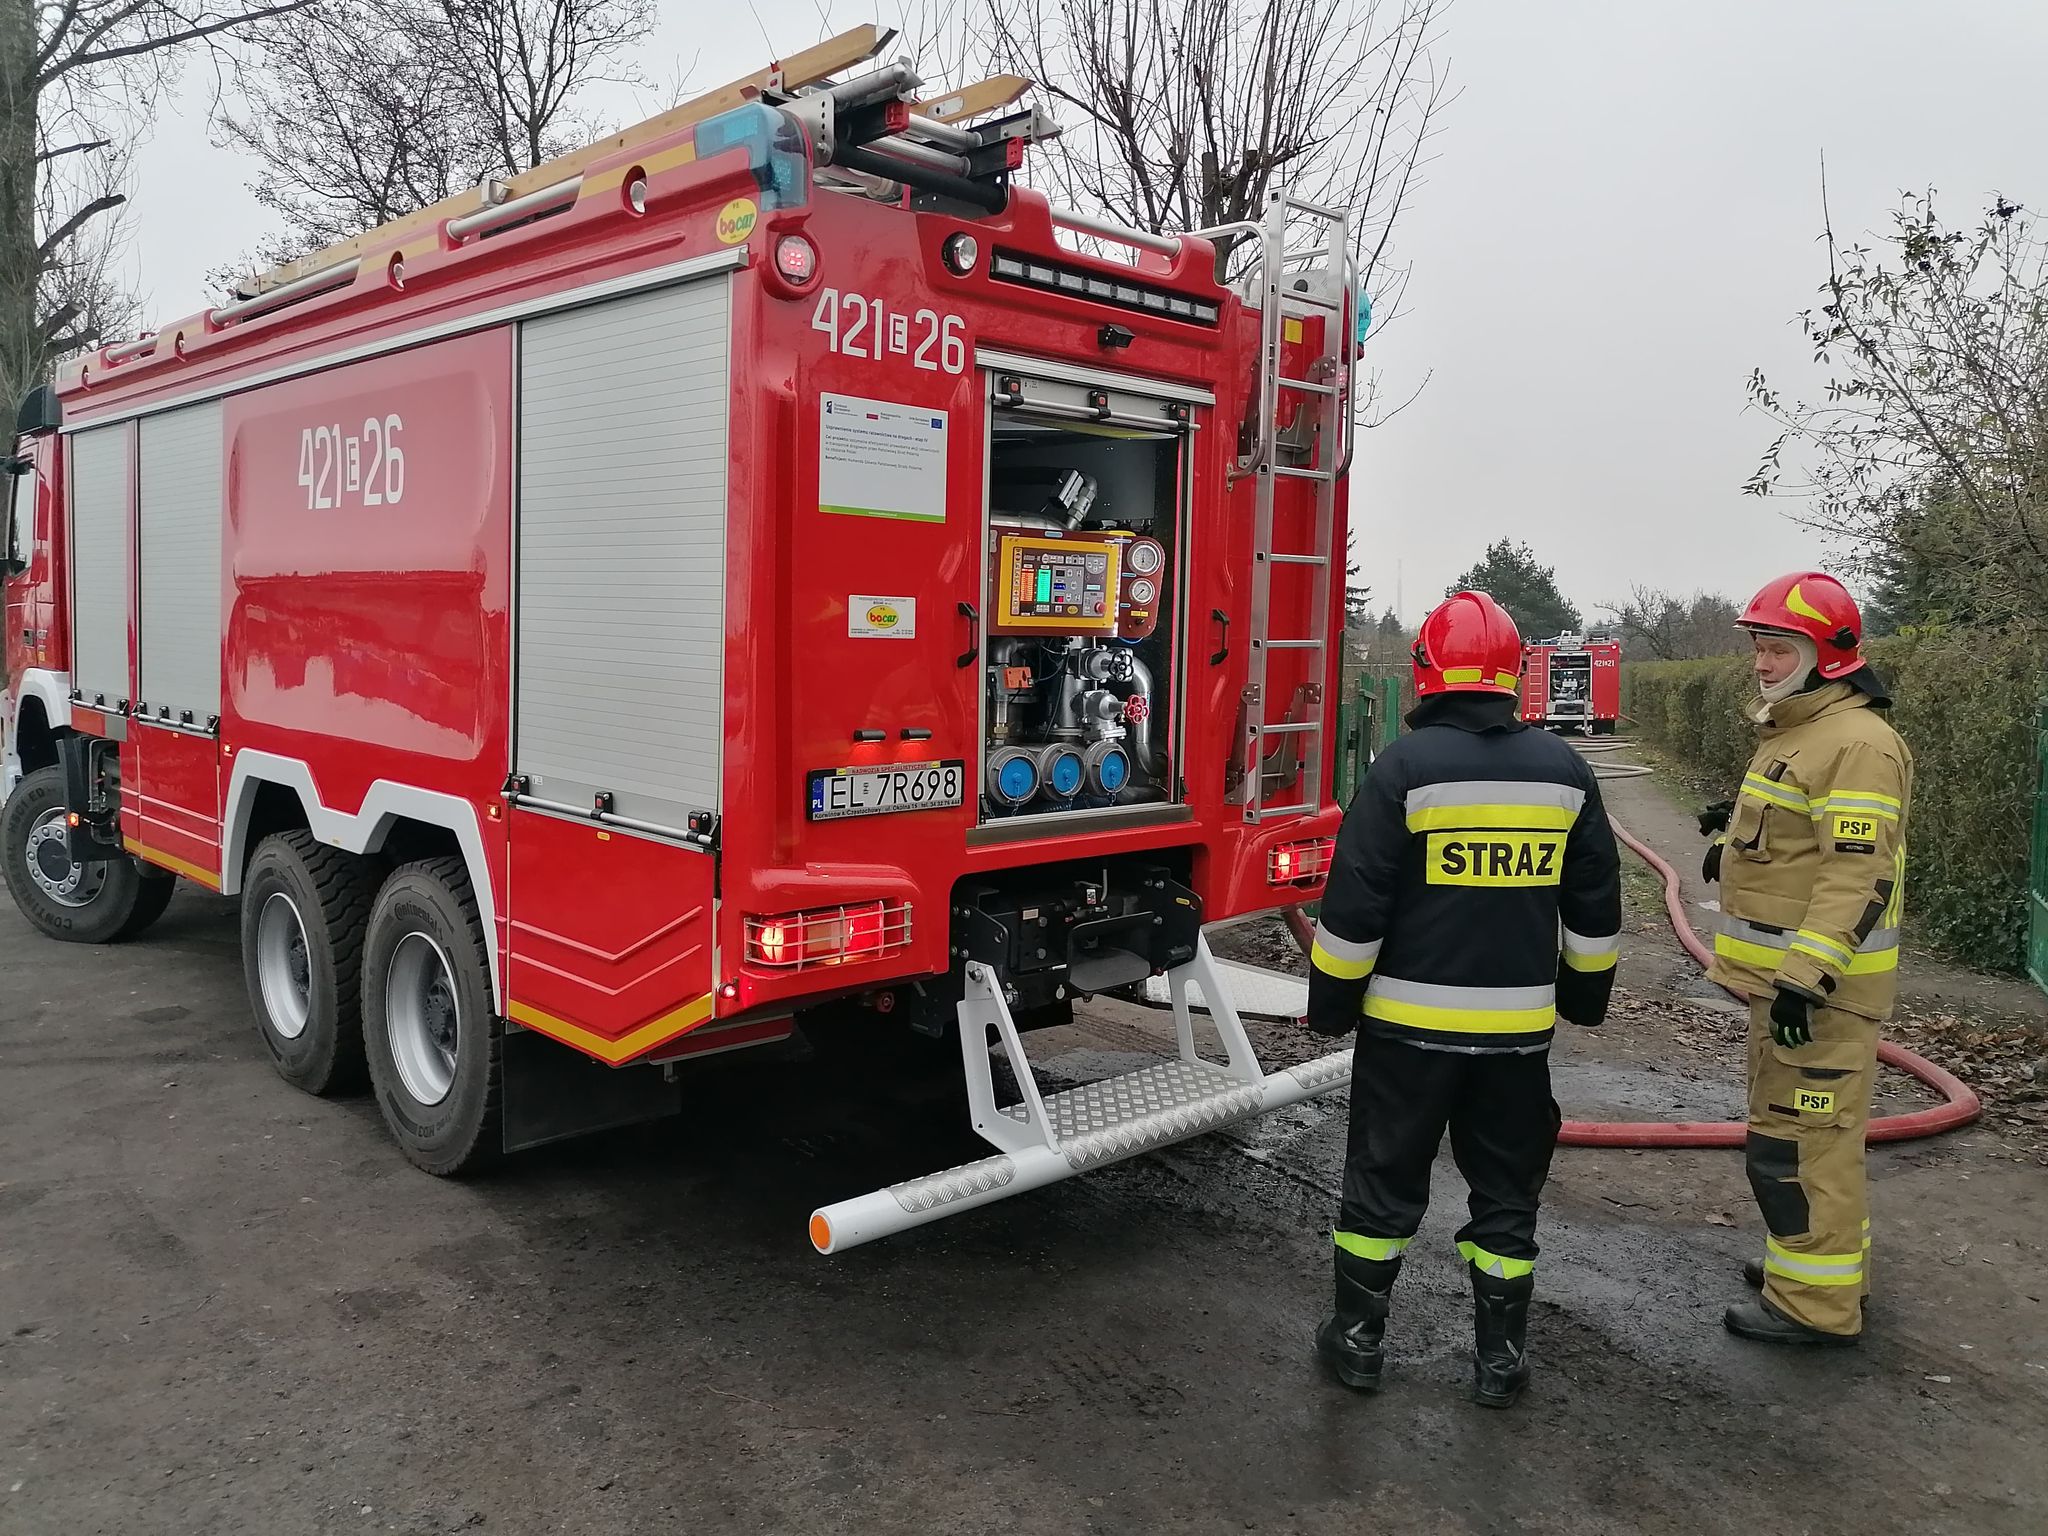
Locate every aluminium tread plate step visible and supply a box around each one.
[999,1056,1265,1170]
[1140,956,1309,1022]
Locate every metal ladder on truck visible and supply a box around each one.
[1236,189,1357,825]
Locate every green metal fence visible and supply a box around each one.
[1337,669,1406,806]
[2031,704,2048,994]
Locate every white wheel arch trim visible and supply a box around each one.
[3,669,73,802]
[222,751,503,1009]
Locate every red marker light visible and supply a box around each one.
[775,234,818,285]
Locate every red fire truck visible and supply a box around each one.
[1519,633,1621,733]
[1,28,1357,1251]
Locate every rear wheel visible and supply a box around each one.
[1,765,153,943]
[362,858,501,1174]
[240,830,378,1095]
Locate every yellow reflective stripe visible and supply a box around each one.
[1457,1240,1534,1279]
[1442,667,1484,684]
[1334,1231,1411,1261]
[1793,930,1854,965]
[1715,932,1786,969]
[1742,774,1809,812]
[1563,947,1617,973]
[1406,804,1578,832]
[1363,996,1556,1034]
[1766,1237,1864,1285]
[1493,671,1520,689]
[1311,941,1376,982]
[1718,931,1897,976]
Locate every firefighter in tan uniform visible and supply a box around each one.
[1702,571,1910,1345]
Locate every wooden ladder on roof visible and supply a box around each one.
[238,25,1035,297]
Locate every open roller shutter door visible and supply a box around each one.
[514,277,730,832]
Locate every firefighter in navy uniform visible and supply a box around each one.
[1307,591,1622,1407]
[1701,572,1911,1347]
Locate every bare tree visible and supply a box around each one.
[979,0,1449,401]
[217,3,492,263]
[2,0,314,412]
[425,0,653,176]
[218,0,652,274]
[1745,184,2048,629]
[1603,585,1745,661]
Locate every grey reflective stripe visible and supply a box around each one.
[1365,976,1557,1011]
[1724,915,1896,954]
[1561,925,1619,957]
[1310,925,1382,965]
[1403,779,1587,816]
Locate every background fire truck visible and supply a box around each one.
[0,28,1361,1251]
[1518,632,1621,733]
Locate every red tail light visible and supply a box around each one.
[746,901,912,970]
[1268,837,1335,888]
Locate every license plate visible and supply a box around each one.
[808,760,965,821]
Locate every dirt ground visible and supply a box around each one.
[3,755,2046,1535]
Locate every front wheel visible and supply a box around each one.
[362,858,501,1175]
[2,765,156,943]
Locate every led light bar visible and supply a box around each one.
[989,250,1220,326]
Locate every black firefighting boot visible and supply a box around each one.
[1469,1267,1535,1409]
[1315,1250,1400,1391]
[1723,1296,1859,1347]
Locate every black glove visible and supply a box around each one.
[1555,961,1612,1029]
[1701,837,1724,884]
[1304,1011,1356,1040]
[1697,800,1735,837]
[1304,976,1364,1039]
[1769,986,1814,1049]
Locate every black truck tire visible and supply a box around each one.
[2,765,155,944]
[240,830,378,1095]
[361,857,502,1175]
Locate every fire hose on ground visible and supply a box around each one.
[1280,755,1981,1147]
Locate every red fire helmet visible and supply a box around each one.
[1737,571,1864,680]
[1411,590,1523,697]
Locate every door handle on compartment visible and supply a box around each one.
[957,602,980,668]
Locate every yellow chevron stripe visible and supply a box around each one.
[508,991,717,1064]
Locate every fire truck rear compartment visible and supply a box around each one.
[980,394,1185,825]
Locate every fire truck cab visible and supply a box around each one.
[2,29,1359,1251]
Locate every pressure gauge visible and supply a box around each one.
[1130,578,1157,605]
[1125,539,1164,576]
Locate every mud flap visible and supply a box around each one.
[501,1026,681,1154]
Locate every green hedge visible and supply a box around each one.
[1623,630,2046,974]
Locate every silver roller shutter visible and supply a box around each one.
[514,277,730,830]
[68,426,130,706]
[138,403,225,719]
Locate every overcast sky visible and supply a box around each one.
[119,0,2048,623]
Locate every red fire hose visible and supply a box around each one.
[1281,826,1981,1146]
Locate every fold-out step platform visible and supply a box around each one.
[1140,955,1308,1023]
[808,937,1350,1253]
